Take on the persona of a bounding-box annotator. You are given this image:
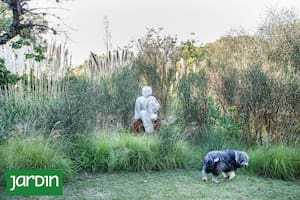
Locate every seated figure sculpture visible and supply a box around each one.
[133,86,160,133]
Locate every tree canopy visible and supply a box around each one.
[0,0,62,45]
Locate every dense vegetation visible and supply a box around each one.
[0,7,299,188]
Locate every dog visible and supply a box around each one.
[201,150,249,183]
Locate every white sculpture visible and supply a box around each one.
[134,86,160,133]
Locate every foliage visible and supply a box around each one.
[249,146,300,180]
[43,76,102,136]
[157,125,189,170]
[110,66,140,127]
[0,39,46,88]
[0,0,61,45]
[205,9,300,144]
[0,66,139,142]
[234,63,272,144]
[177,70,208,126]
[0,0,63,88]
[11,38,47,62]
[0,93,54,143]
[135,28,180,114]
[0,7,299,151]
[199,97,250,150]
[180,40,207,67]
[258,8,300,72]
[219,66,239,106]
[0,2,11,32]
[68,131,191,173]
[0,58,21,87]
[0,135,74,186]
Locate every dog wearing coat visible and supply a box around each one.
[201,150,249,183]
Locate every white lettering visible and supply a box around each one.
[9,174,60,191]
[35,175,44,187]
[44,176,48,187]
[16,176,26,187]
[10,176,16,191]
[49,175,59,187]
[26,176,35,187]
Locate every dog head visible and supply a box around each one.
[235,151,249,168]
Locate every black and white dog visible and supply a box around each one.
[202,150,249,183]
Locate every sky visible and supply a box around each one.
[33,0,300,66]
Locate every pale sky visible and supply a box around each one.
[33,0,300,66]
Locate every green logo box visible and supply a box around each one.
[6,169,63,196]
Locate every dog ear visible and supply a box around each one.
[214,157,220,163]
[235,151,239,163]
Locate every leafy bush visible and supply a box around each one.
[110,66,140,127]
[177,70,208,126]
[219,66,239,106]
[0,58,21,87]
[43,77,102,135]
[0,136,74,186]
[193,96,250,149]
[249,146,300,180]
[134,28,180,114]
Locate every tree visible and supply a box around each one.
[0,0,62,45]
[0,0,63,87]
[258,8,300,73]
[134,28,180,114]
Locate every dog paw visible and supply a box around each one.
[222,172,229,179]
[202,177,208,182]
[228,171,236,180]
[212,176,219,183]
[212,179,219,183]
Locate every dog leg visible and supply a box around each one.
[202,170,208,182]
[222,172,229,179]
[212,175,219,183]
[228,171,236,180]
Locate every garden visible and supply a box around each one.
[0,1,300,199]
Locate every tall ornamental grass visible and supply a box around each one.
[249,146,300,180]
[68,129,192,173]
[0,136,74,186]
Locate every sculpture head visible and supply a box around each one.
[142,86,152,98]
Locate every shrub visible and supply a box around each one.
[249,146,300,180]
[177,70,208,126]
[110,66,140,127]
[197,97,250,149]
[44,77,102,136]
[219,66,239,106]
[134,28,179,114]
[0,136,74,186]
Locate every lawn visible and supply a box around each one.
[1,170,300,200]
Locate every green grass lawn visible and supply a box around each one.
[1,170,300,200]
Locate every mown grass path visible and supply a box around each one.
[1,170,300,199]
